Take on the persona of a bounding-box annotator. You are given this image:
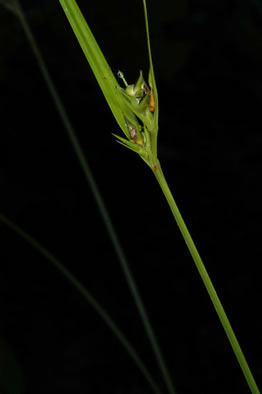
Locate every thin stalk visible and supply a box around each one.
[153,160,259,394]
[0,214,161,394]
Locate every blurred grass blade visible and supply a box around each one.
[0,214,162,394]
[59,0,137,138]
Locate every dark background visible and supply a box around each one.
[1,0,262,393]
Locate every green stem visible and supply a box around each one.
[153,160,260,394]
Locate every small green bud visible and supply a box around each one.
[118,70,148,103]
[125,71,144,100]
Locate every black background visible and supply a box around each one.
[1,0,262,393]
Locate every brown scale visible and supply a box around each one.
[148,89,155,113]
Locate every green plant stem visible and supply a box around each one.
[153,160,259,394]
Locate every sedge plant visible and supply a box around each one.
[0,0,259,392]
[58,0,260,393]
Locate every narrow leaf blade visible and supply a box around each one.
[59,0,136,138]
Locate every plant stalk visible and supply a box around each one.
[153,160,259,394]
